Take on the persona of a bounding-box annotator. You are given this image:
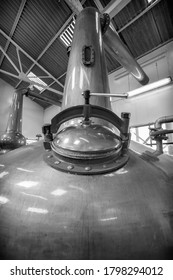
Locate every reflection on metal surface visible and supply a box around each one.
[131,149,142,155]
[104,172,115,177]
[71,67,76,90]
[115,168,128,174]
[0,132,26,153]
[0,164,5,167]
[0,171,9,178]
[104,168,129,176]
[47,116,129,175]
[27,207,48,214]
[16,181,39,188]
[21,192,47,200]
[0,196,9,204]
[100,217,118,222]
[68,184,86,193]
[17,167,34,173]
[52,124,121,158]
[51,189,67,196]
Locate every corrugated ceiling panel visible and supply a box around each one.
[0,0,22,35]
[39,39,69,79]
[0,72,19,87]
[83,0,97,8]
[112,0,147,31]
[151,0,173,42]
[12,0,72,59]
[50,82,64,92]
[1,56,19,75]
[5,44,20,71]
[30,65,54,84]
[41,90,62,102]
[99,0,112,7]
[105,50,121,73]
[58,74,66,86]
[17,80,30,90]
[0,33,8,49]
[120,13,161,58]
[18,51,34,73]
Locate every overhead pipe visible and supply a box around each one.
[23,88,61,106]
[103,25,149,85]
[155,115,173,129]
[65,0,149,85]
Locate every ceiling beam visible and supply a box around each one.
[17,13,74,89]
[0,68,63,96]
[64,0,83,15]
[102,0,131,19]
[65,0,131,19]
[0,46,20,74]
[0,30,63,96]
[93,0,104,11]
[0,0,27,68]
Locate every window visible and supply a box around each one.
[27,72,48,91]
[59,18,75,47]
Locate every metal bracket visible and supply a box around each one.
[100,13,110,34]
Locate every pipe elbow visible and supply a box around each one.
[155,115,173,129]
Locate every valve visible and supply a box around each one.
[42,124,53,150]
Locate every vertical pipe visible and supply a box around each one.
[166,123,173,155]
[62,7,111,112]
[0,89,26,152]
[6,89,23,134]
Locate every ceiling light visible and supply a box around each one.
[127,77,172,97]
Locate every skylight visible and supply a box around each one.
[27,71,48,91]
[60,18,75,47]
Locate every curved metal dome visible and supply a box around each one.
[52,124,121,158]
[0,141,173,259]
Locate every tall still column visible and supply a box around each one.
[0,89,26,153]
